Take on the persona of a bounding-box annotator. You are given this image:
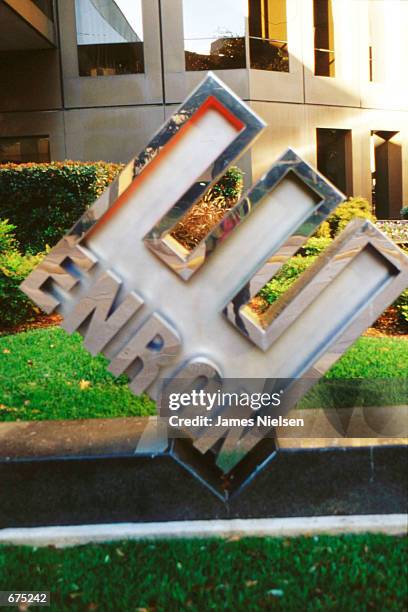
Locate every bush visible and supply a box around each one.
[258,235,332,306]
[259,253,317,305]
[326,196,375,237]
[210,166,243,201]
[171,166,244,250]
[376,220,408,245]
[0,219,18,253]
[0,222,44,328]
[401,207,408,220]
[299,236,332,256]
[313,220,331,239]
[0,251,44,328]
[0,161,122,253]
[394,290,408,326]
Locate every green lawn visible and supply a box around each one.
[0,327,407,421]
[0,327,155,421]
[0,535,406,611]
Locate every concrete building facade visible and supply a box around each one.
[1,0,407,218]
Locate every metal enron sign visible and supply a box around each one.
[21,74,408,499]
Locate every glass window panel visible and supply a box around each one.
[249,0,289,72]
[75,0,144,76]
[316,129,352,195]
[0,137,50,164]
[371,131,402,219]
[314,0,335,77]
[183,0,246,71]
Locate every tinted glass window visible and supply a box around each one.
[249,0,289,72]
[0,136,50,164]
[75,0,144,76]
[183,0,246,71]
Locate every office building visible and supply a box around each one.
[1,0,407,218]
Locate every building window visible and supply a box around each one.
[75,0,144,77]
[316,129,352,195]
[183,0,246,71]
[0,136,50,164]
[313,0,335,77]
[371,131,402,219]
[248,0,289,72]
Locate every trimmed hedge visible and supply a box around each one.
[0,161,122,253]
[0,161,121,328]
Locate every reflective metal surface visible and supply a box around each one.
[20,74,408,500]
[142,74,266,280]
[218,147,345,346]
[144,147,344,284]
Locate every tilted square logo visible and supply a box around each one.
[21,74,408,498]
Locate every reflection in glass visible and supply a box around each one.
[316,129,352,195]
[371,131,402,219]
[183,0,246,71]
[248,0,289,72]
[0,137,50,164]
[314,0,335,77]
[75,0,144,77]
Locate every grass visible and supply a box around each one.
[0,327,155,421]
[0,535,406,611]
[324,336,408,378]
[0,328,407,421]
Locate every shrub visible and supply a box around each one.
[211,166,244,201]
[259,253,317,305]
[257,234,332,306]
[376,220,408,245]
[0,219,18,253]
[401,207,408,220]
[0,251,44,328]
[171,166,244,250]
[0,161,122,253]
[0,222,44,328]
[259,199,374,305]
[299,236,332,256]
[313,220,331,239]
[326,196,375,237]
[394,290,408,326]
